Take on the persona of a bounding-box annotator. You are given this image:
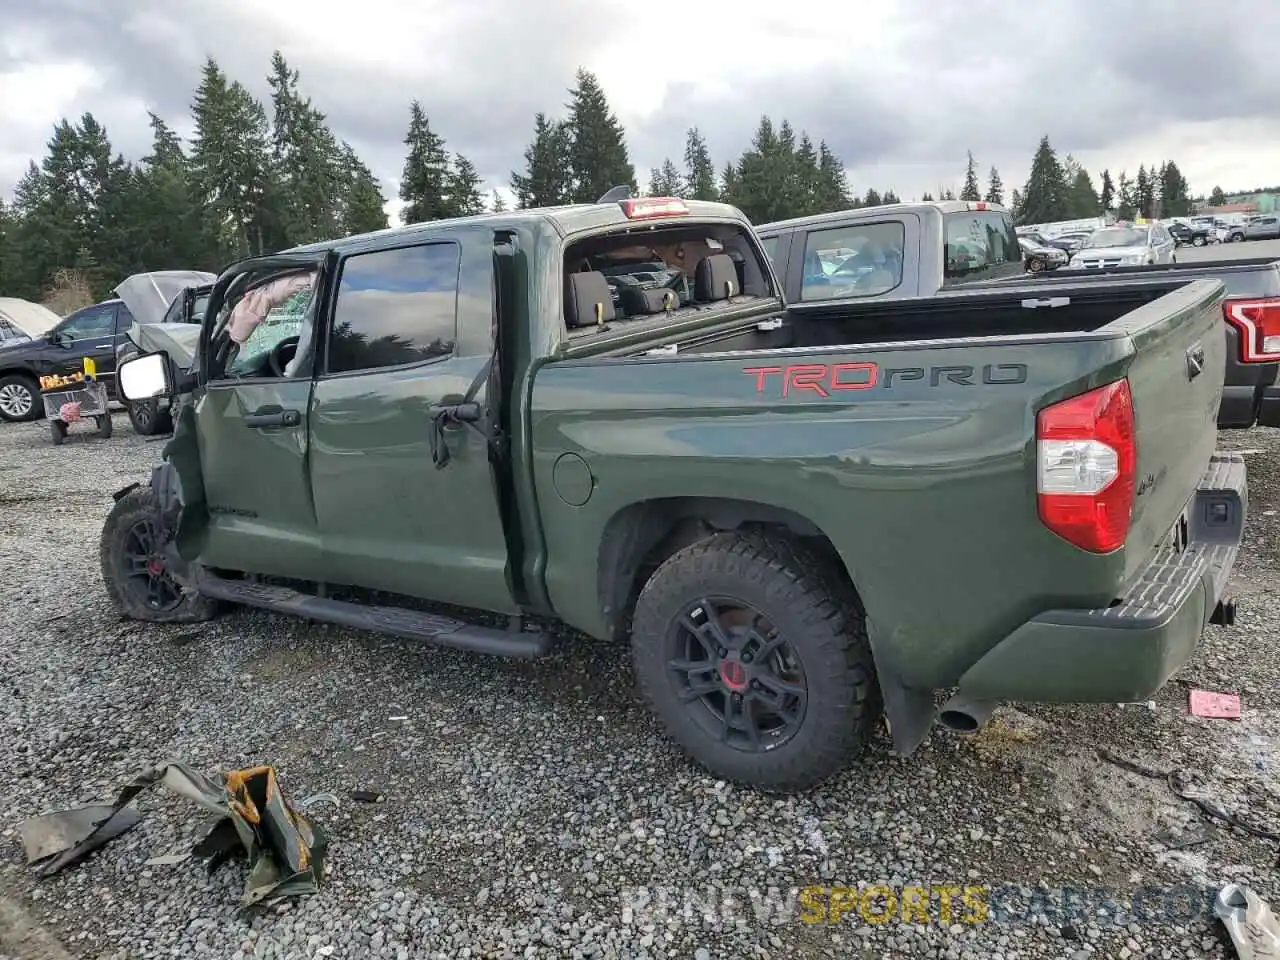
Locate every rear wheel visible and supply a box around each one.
[1027,258,1044,273]
[100,487,220,623]
[630,531,880,793]
[1193,236,1207,247]
[0,374,40,422]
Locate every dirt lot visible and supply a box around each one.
[0,413,1277,960]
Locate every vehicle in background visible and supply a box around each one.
[1017,235,1068,272]
[0,270,214,424]
[104,192,1245,792]
[0,298,60,347]
[1066,222,1177,269]
[117,280,214,436]
[1245,216,1280,241]
[1051,231,1094,254]
[1012,257,1280,430]
[757,200,1027,303]
[1168,220,1213,247]
[760,204,1278,432]
[1189,216,1226,243]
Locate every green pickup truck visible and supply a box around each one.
[105,194,1247,793]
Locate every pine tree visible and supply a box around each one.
[399,101,453,223]
[960,151,981,201]
[1099,170,1115,213]
[683,127,718,201]
[863,188,882,207]
[882,189,900,204]
[510,113,572,208]
[190,58,278,258]
[1018,135,1068,225]
[1115,171,1136,220]
[942,188,956,201]
[814,141,851,213]
[490,190,508,212]
[984,166,1004,205]
[443,153,485,217]
[1135,165,1155,219]
[647,159,683,197]
[1009,188,1024,222]
[564,69,635,203]
[1159,161,1192,217]
[267,51,345,245]
[125,113,214,271]
[339,144,388,235]
[922,192,935,202]
[1061,156,1099,218]
[720,162,740,207]
[1209,185,1226,206]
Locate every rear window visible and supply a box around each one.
[943,211,1023,284]
[759,235,778,263]
[799,221,905,301]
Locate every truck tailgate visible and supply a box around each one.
[1113,278,1227,584]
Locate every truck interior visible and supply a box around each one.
[626,277,1200,356]
[562,222,776,340]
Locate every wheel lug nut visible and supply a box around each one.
[741,654,752,664]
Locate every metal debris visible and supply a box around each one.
[17,761,327,910]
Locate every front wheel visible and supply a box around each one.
[100,487,221,623]
[1193,236,1207,246]
[127,399,173,436]
[630,532,881,793]
[0,374,41,422]
[1027,258,1044,273]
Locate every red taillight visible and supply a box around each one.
[1036,379,1136,554]
[620,197,689,220]
[1223,298,1280,362]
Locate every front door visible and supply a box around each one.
[185,256,329,581]
[307,239,517,614]
[38,302,121,379]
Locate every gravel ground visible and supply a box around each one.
[1,412,1278,960]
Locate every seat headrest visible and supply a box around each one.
[565,271,616,329]
[694,253,739,302]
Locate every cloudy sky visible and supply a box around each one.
[4,0,1280,222]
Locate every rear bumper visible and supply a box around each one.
[956,453,1247,703]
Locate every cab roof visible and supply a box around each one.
[757,200,1013,235]
[284,197,752,257]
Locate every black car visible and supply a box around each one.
[1168,221,1212,247]
[0,271,215,424]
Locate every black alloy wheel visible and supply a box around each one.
[666,596,807,752]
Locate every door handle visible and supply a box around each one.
[244,407,301,428]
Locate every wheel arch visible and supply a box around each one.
[594,495,936,757]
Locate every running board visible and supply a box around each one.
[195,571,548,659]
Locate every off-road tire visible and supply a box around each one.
[630,531,881,793]
[127,399,172,436]
[0,373,41,422]
[100,487,220,623]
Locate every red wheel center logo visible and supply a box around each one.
[720,660,747,691]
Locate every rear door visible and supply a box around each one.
[307,237,518,614]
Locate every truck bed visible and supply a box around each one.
[639,278,1206,356]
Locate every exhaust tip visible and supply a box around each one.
[936,695,997,734]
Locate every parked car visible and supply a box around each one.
[1168,221,1213,247]
[1066,223,1177,269]
[105,193,1244,793]
[1048,231,1093,254]
[0,271,215,423]
[1018,235,1069,272]
[1245,216,1280,241]
[117,280,214,435]
[759,205,1280,431]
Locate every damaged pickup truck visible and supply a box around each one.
[104,193,1247,792]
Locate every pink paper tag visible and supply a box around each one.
[1189,689,1241,719]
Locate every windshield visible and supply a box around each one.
[1084,228,1146,248]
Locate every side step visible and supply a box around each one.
[195,571,548,659]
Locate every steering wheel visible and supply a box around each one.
[268,336,301,378]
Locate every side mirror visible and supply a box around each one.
[117,351,174,402]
